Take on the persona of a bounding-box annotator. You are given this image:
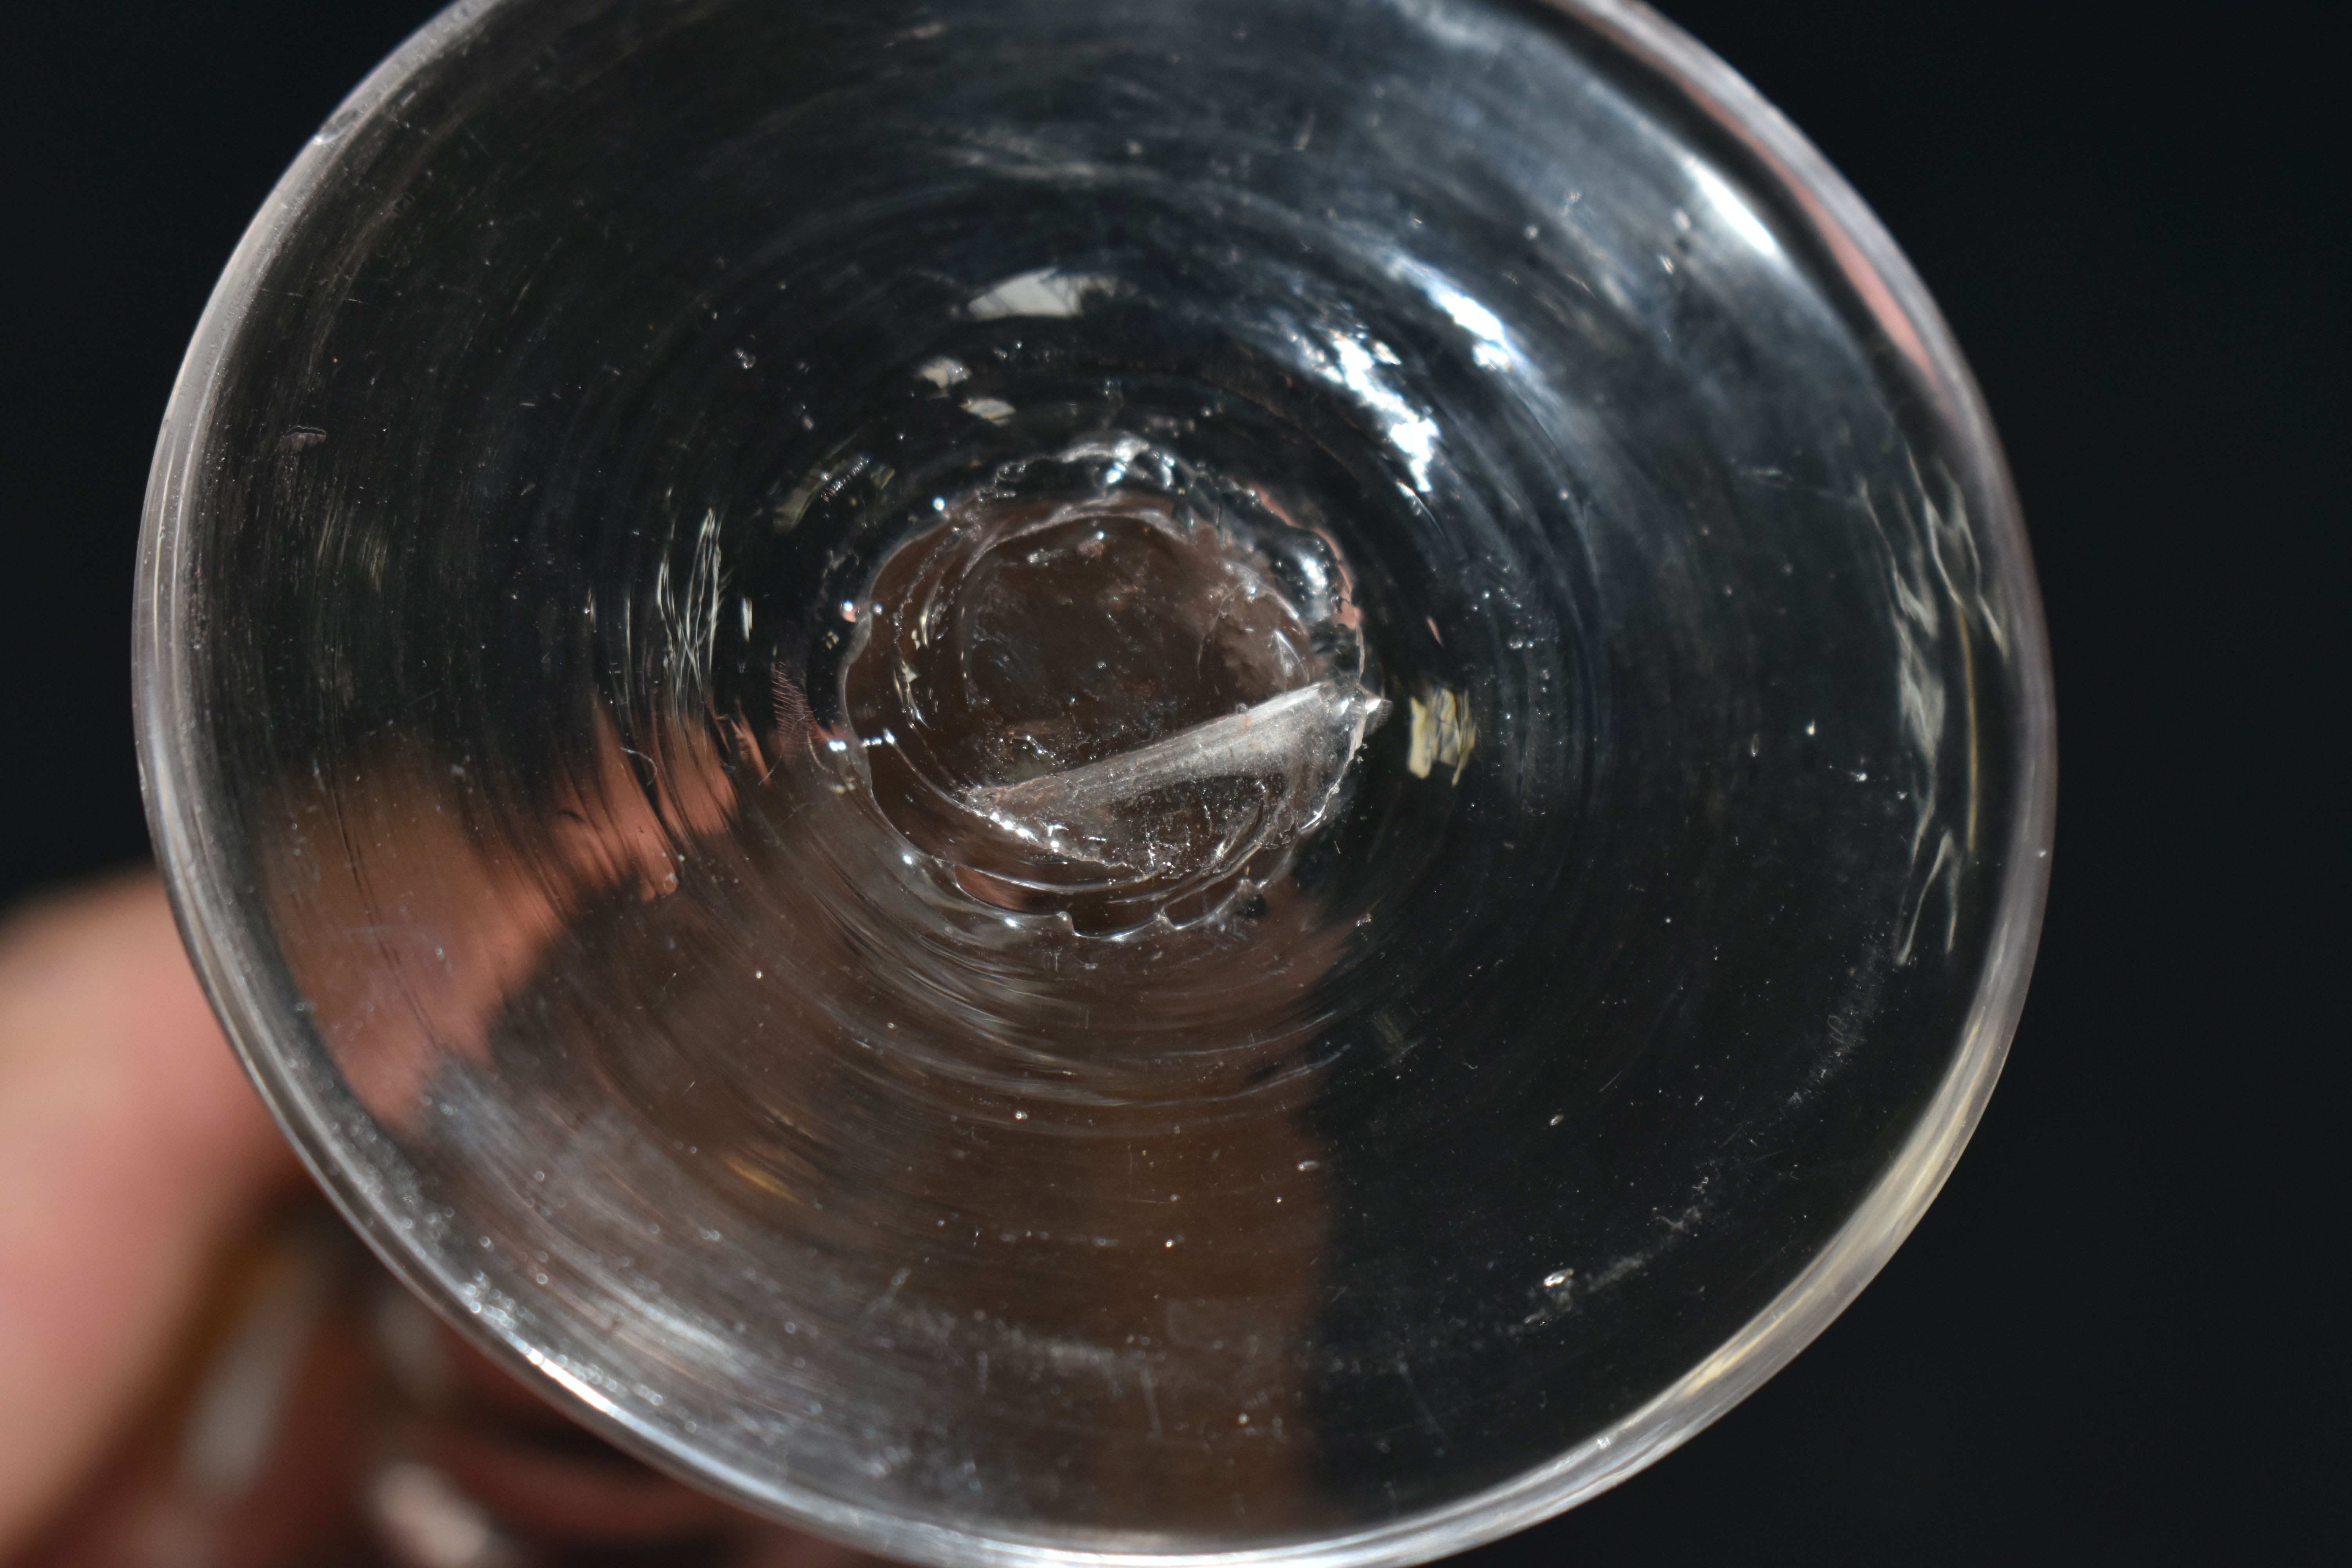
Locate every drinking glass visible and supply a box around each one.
[135,2,2054,1562]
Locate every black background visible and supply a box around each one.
[0,1,2333,1561]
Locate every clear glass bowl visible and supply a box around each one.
[135,1,2053,1563]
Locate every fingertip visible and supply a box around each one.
[0,869,304,1550]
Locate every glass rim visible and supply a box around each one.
[132,2,2057,1563]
